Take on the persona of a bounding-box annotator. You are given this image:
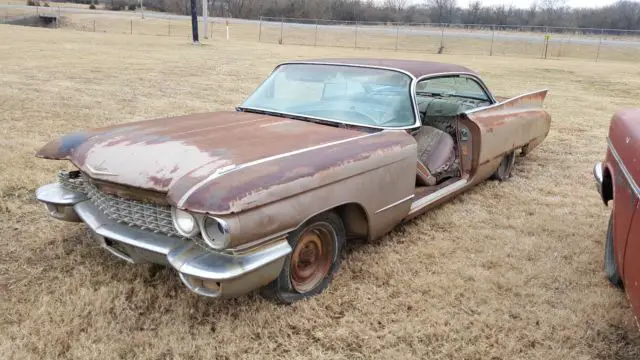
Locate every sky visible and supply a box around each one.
[458,0,619,8]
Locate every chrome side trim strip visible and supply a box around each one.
[177,132,379,207]
[608,138,640,198]
[409,179,468,215]
[375,194,415,214]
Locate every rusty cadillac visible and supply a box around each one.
[594,108,640,326]
[35,59,551,303]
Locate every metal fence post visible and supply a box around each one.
[279,16,283,44]
[354,21,358,48]
[168,21,170,36]
[490,25,495,56]
[395,23,399,51]
[438,23,445,54]
[130,19,132,35]
[210,19,213,39]
[314,19,318,46]
[542,27,549,59]
[596,28,604,62]
[93,19,95,32]
[258,16,262,42]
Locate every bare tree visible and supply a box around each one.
[493,4,507,25]
[527,1,538,25]
[135,0,640,31]
[611,0,640,30]
[467,0,481,24]
[540,0,566,25]
[224,0,260,18]
[385,0,408,12]
[426,0,456,23]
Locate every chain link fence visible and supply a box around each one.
[2,6,639,63]
[0,6,242,39]
[258,16,640,63]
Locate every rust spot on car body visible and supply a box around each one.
[41,111,366,195]
[173,130,415,215]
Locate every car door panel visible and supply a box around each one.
[463,90,551,170]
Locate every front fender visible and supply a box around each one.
[230,150,417,247]
[172,130,418,247]
[171,130,417,215]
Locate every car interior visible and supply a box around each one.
[412,76,493,190]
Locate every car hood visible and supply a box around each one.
[37,111,420,215]
[37,110,367,191]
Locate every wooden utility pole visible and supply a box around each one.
[190,0,199,44]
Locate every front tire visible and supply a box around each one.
[604,211,623,288]
[260,211,345,304]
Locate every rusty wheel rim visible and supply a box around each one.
[290,224,334,293]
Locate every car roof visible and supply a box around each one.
[287,58,478,79]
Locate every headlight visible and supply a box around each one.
[201,216,231,250]
[172,208,199,237]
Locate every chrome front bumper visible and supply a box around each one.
[35,183,292,298]
[594,162,604,199]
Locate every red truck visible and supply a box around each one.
[594,108,640,324]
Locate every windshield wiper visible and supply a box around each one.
[236,107,340,127]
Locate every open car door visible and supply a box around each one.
[463,89,551,171]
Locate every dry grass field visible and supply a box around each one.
[2,24,640,359]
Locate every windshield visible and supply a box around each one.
[240,63,416,128]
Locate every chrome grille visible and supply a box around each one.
[57,170,179,237]
[86,183,178,237]
[57,170,88,193]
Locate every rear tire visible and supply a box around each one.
[260,211,345,304]
[604,211,623,288]
[491,151,516,181]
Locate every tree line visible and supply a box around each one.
[109,0,640,31]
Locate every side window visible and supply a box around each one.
[416,76,489,101]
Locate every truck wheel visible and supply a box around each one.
[491,151,516,181]
[604,211,623,288]
[260,211,345,304]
